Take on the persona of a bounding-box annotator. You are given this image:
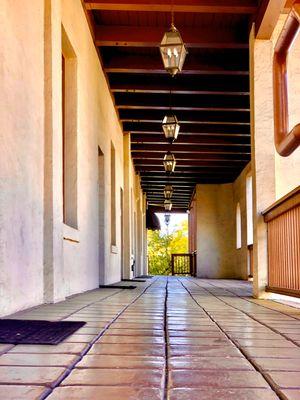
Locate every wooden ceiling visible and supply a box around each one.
[82,0,284,212]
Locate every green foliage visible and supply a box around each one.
[148,219,188,275]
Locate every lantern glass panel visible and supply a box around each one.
[164,185,173,199]
[164,213,171,226]
[164,200,173,211]
[162,115,180,141]
[160,25,187,76]
[163,152,176,173]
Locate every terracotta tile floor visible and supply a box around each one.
[1,277,300,399]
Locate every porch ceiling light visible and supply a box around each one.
[163,151,176,173]
[164,213,171,226]
[164,184,173,199]
[160,23,187,76]
[162,114,180,143]
[164,199,173,211]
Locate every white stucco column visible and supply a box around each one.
[250,26,276,298]
[122,133,133,279]
[43,0,65,303]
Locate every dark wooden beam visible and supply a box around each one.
[140,172,238,178]
[119,109,250,124]
[135,165,242,172]
[131,134,250,145]
[85,0,257,13]
[131,143,250,153]
[142,177,236,183]
[109,73,249,95]
[103,54,249,75]
[125,122,250,134]
[132,151,251,161]
[115,93,250,111]
[135,159,249,167]
[95,25,248,49]
[149,207,188,213]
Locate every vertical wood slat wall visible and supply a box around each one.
[263,187,300,296]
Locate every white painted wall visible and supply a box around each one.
[0,0,145,315]
[0,1,45,315]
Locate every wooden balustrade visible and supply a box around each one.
[171,252,197,277]
[263,186,300,297]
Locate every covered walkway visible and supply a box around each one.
[1,277,300,400]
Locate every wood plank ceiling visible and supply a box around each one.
[83,0,263,212]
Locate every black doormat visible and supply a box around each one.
[0,319,86,345]
[99,285,136,290]
[137,275,153,279]
[122,279,146,282]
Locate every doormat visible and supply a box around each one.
[122,279,146,282]
[137,275,153,279]
[0,319,86,345]
[99,285,137,290]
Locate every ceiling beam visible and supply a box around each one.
[95,25,248,48]
[103,55,249,75]
[131,143,250,153]
[119,109,250,124]
[135,159,249,167]
[132,151,251,161]
[85,0,257,13]
[131,134,250,145]
[126,123,250,134]
[135,165,242,172]
[115,93,250,111]
[109,73,249,95]
[142,177,235,183]
[255,0,286,39]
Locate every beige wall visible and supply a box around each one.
[195,164,251,280]
[0,0,145,315]
[196,184,237,279]
[233,164,252,280]
[251,16,300,297]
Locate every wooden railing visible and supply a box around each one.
[263,186,300,297]
[171,252,197,277]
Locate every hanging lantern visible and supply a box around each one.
[164,184,173,199]
[162,114,180,143]
[164,213,171,226]
[160,23,187,76]
[164,199,172,211]
[163,151,176,173]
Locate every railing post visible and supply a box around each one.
[171,254,174,276]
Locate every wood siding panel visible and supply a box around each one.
[267,204,300,292]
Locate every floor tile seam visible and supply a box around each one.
[163,278,169,400]
[0,290,126,359]
[177,278,286,400]
[188,279,300,349]
[197,278,300,323]
[41,277,160,399]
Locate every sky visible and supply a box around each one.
[156,212,188,235]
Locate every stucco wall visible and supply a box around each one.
[251,16,300,297]
[273,15,300,199]
[0,1,45,315]
[233,164,252,280]
[51,0,125,293]
[195,164,251,280]
[0,0,142,315]
[195,184,237,279]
